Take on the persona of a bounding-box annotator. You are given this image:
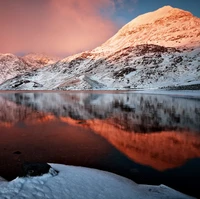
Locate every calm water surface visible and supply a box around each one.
[0,91,200,197]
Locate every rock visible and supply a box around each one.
[13,151,21,155]
[173,56,183,64]
[21,162,58,177]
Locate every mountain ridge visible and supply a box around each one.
[0,53,59,85]
[93,5,200,54]
[0,6,200,90]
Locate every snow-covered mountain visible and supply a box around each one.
[0,53,58,85]
[22,53,59,68]
[0,53,30,85]
[0,6,200,90]
[94,5,200,53]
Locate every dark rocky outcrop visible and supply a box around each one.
[21,162,58,177]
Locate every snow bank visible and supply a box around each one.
[0,164,195,199]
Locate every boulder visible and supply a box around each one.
[21,162,58,177]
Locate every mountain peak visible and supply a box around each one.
[93,5,200,53]
[126,5,193,27]
[159,5,173,10]
[23,53,59,66]
[158,5,179,12]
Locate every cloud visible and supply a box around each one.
[114,0,138,11]
[0,0,119,57]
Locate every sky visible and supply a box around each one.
[0,0,200,57]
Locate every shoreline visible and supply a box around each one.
[0,164,195,199]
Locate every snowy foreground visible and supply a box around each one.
[0,164,195,199]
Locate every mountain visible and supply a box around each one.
[94,5,200,53]
[22,53,59,68]
[0,6,200,90]
[0,53,58,85]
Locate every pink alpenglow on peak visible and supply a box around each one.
[94,6,200,54]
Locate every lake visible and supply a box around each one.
[0,91,200,198]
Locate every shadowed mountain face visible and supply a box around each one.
[0,91,200,172]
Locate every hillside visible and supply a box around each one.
[0,53,58,85]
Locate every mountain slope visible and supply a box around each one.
[0,53,32,85]
[23,53,59,68]
[0,6,200,90]
[93,5,200,54]
[0,53,58,85]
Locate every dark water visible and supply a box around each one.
[0,91,200,197]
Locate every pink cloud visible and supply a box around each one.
[0,0,118,57]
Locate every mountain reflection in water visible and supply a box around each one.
[0,92,200,172]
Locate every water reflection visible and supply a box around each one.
[86,120,200,170]
[0,91,200,173]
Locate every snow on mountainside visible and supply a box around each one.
[0,53,30,85]
[94,5,200,54]
[0,6,200,90]
[23,53,59,68]
[0,53,58,85]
